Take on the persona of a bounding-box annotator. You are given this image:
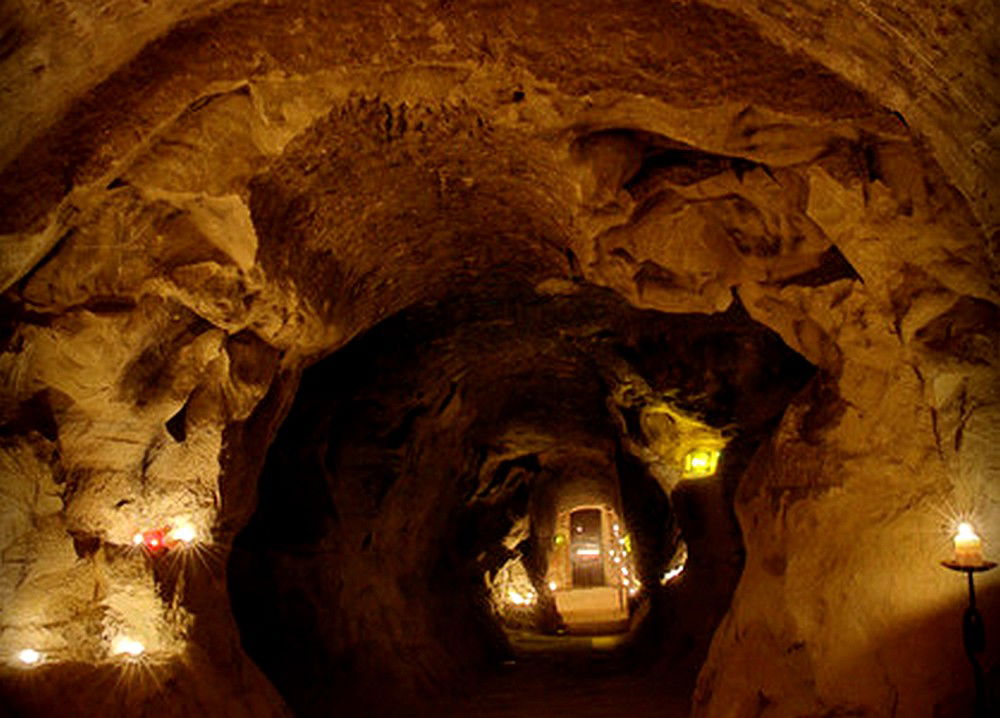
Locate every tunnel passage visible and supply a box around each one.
[1,3,995,716]
[228,279,815,716]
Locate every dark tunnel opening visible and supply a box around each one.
[228,279,816,716]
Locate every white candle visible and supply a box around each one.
[954,522,983,565]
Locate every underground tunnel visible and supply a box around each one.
[0,2,998,717]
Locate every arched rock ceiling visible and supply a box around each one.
[1,0,996,229]
[1,1,994,359]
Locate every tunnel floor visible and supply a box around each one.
[436,631,696,717]
[436,603,696,718]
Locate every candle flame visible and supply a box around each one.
[957,522,978,540]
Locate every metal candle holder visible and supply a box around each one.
[941,559,996,717]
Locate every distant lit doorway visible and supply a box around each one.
[570,508,604,587]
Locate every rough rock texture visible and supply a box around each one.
[702,0,1000,234]
[0,1,997,716]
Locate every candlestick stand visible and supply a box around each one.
[941,559,996,717]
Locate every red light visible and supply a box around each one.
[141,530,166,551]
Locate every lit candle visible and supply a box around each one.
[168,523,196,544]
[17,648,41,666]
[954,522,983,565]
[111,636,145,657]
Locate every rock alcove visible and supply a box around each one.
[0,2,997,717]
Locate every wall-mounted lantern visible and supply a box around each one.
[682,448,721,478]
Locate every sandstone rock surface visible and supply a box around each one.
[0,2,996,717]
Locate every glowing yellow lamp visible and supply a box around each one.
[954,522,983,565]
[682,448,721,478]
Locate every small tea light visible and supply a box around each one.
[133,529,167,552]
[548,580,557,592]
[169,524,196,544]
[17,648,41,666]
[112,636,145,658]
[954,522,984,566]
